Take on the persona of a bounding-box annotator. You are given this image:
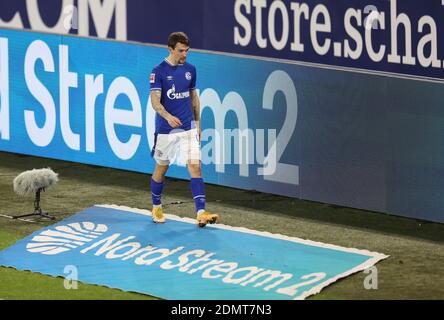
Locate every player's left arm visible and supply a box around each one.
[190,89,201,139]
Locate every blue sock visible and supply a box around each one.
[191,178,206,214]
[151,179,164,207]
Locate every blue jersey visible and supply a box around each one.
[150,59,197,134]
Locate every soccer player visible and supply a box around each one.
[149,32,220,227]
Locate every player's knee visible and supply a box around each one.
[187,163,201,178]
[153,164,169,179]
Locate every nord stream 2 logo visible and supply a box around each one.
[26,222,108,255]
[25,221,327,299]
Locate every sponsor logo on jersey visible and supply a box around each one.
[167,84,190,100]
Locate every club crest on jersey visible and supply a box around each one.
[185,72,192,81]
[167,84,190,100]
[150,73,155,83]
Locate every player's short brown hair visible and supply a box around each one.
[168,32,190,49]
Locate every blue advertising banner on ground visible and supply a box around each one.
[1,28,444,223]
[0,205,387,300]
[2,0,444,80]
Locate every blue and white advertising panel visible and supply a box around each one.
[1,28,444,223]
[0,205,388,300]
[2,0,444,80]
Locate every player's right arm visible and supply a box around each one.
[150,90,182,128]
